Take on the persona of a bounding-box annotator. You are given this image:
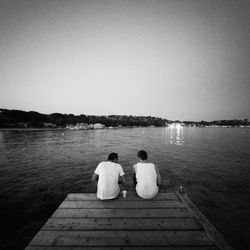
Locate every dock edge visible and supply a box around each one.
[176,191,234,250]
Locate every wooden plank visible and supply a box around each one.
[176,192,233,250]
[42,218,202,231]
[66,193,179,201]
[59,200,185,209]
[27,246,219,250]
[25,192,229,250]
[52,208,193,218]
[28,231,214,247]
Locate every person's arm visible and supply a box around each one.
[119,174,127,191]
[92,163,101,187]
[91,173,98,187]
[133,164,137,186]
[118,165,126,187]
[119,175,126,185]
[154,165,161,186]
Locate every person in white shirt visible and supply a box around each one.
[92,153,126,200]
[133,150,161,199]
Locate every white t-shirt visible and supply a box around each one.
[134,162,158,199]
[94,161,125,200]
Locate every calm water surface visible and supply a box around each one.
[0,127,249,249]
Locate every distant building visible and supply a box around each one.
[43,122,56,128]
[93,123,105,129]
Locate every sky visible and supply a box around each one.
[0,0,250,121]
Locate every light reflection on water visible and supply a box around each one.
[167,125,184,145]
[0,127,250,249]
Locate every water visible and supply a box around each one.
[0,127,249,249]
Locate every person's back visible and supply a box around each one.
[135,162,158,198]
[92,153,125,200]
[133,150,161,199]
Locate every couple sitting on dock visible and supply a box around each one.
[91,150,161,200]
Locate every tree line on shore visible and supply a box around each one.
[0,109,248,128]
[0,109,167,128]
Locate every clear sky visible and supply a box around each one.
[0,0,249,121]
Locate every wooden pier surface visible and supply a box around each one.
[26,192,232,250]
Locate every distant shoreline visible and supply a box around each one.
[0,128,65,131]
[1,108,249,129]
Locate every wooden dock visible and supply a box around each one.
[26,192,232,249]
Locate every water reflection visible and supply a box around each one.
[167,124,184,145]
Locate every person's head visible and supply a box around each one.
[108,152,118,162]
[137,150,148,161]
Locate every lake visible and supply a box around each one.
[0,127,249,249]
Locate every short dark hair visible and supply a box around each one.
[108,152,118,161]
[138,150,147,160]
